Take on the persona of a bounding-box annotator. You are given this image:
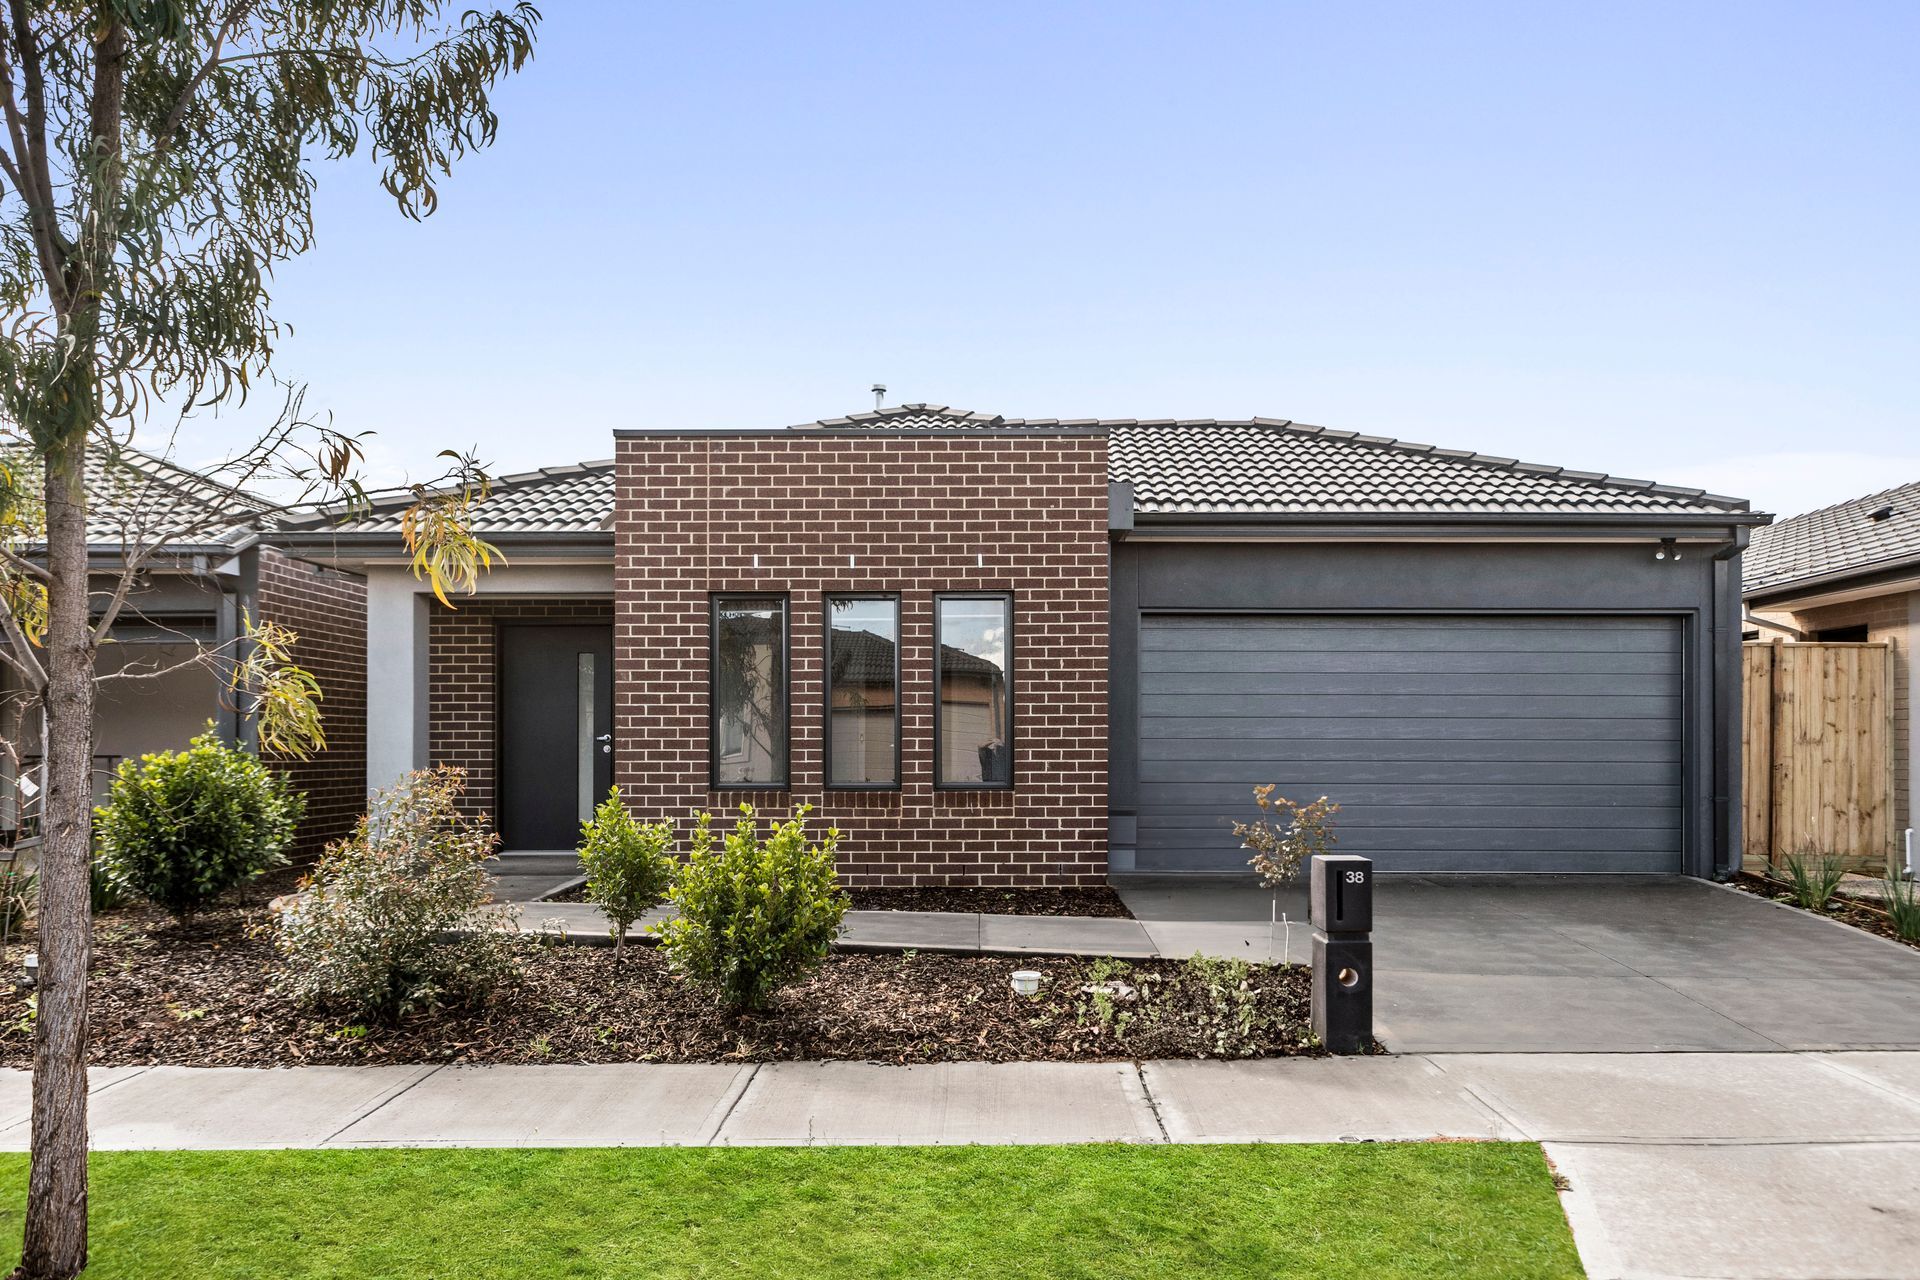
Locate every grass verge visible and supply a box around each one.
[0,1142,1582,1279]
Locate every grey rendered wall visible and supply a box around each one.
[1109,537,1742,878]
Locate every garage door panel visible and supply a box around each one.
[1144,671,1681,697]
[1140,758,1680,786]
[1140,807,1682,835]
[1141,715,1680,743]
[1141,737,1681,764]
[1133,614,1685,873]
[1141,619,1680,654]
[1143,648,1681,676]
[1139,782,1682,808]
[1143,693,1678,720]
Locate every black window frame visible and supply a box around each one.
[822,593,903,792]
[932,591,1015,791]
[708,593,791,791]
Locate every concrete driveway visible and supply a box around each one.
[1114,874,1920,1053]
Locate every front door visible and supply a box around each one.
[498,623,614,850]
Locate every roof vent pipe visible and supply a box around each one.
[871,384,886,410]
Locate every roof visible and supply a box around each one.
[1,439,274,551]
[1743,479,1920,598]
[802,404,1755,518]
[282,461,615,538]
[305,403,1757,540]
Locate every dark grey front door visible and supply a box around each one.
[1135,614,1685,874]
[499,623,613,850]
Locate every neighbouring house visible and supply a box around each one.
[0,443,368,859]
[273,404,1767,884]
[1743,480,1919,862]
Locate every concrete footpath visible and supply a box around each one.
[5,1052,1920,1279]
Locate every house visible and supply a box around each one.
[1743,480,1919,857]
[0,443,368,858]
[272,405,1766,883]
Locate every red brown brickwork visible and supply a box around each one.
[427,598,615,822]
[613,431,1110,887]
[256,547,367,859]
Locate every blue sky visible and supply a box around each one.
[172,1,1918,518]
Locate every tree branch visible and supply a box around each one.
[148,0,255,161]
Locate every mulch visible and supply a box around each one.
[0,877,1320,1068]
[846,885,1136,918]
[536,883,1137,918]
[1729,873,1920,952]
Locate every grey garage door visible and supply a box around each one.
[1136,615,1684,873]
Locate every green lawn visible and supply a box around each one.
[0,1143,1583,1279]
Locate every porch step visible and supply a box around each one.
[485,851,582,877]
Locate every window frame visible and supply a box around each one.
[822,593,903,792]
[932,591,1015,791]
[708,592,791,791]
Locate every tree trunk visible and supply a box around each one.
[19,444,94,1280]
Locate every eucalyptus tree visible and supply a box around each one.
[0,5,540,1275]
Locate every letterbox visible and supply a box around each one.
[1310,854,1373,935]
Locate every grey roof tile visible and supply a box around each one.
[61,442,271,548]
[313,404,1756,537]
[292,461,615,538]
[1744,479,1920,596]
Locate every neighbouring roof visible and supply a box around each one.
[2,440,275,551]
[1743,479,1920,598]
[281,461,615,538]
[305,404,1758,540]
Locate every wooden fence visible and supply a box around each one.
[1743,640,1897,873]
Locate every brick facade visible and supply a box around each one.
[255,547,368,859]
[427,598,615,821]
[612,432,1110,886]
[1766,591,1914,836]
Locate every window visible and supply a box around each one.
[825,596,900,788]
[935,594,1012,788]
[711,595,788,788]
[1815,624,1870,643]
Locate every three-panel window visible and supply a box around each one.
[708,593,1012,790]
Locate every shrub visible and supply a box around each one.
[273,768,517,1022]
[1884,876,1920,942]
[577,786,673,959]
[1779,852,1848,912]
[655,803,849,1012]
[1232,786,1339,888]
[96,726,303,916]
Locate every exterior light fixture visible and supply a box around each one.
[1655,539,1680,562]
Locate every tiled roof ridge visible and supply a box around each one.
[1763,477,1920,527]
[815,406,1750,512]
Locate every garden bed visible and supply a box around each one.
[537,883,1136,918]
[1729,872,1920,952]
[0,876,1322,1068]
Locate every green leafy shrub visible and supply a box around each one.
[1181,954,1272,1058]
[577,786,673,959]
[1779,852,1848,912]
[95,726,303,916]
[655,803,848,1011]
[1884,876,1920,941]
[273,768,517,1022]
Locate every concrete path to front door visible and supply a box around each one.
[9,1052,1920,1278]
